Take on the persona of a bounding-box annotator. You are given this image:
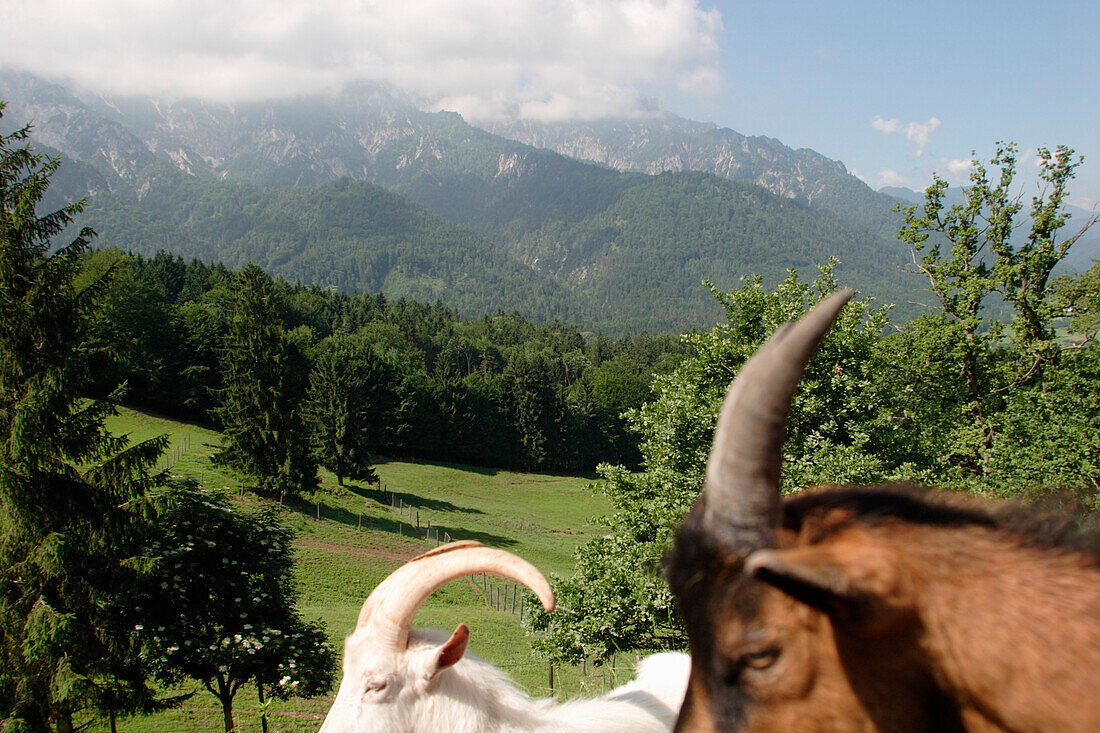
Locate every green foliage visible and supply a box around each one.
[80,251,687,473]
[304,334,393,484]
[1056,258,1100,337]
[0,105,166,731]
[530,264,898,662]
[136,482,336,732]
[213,264,318,498]
[896,143,1098,479]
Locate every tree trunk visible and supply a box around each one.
[222,697,235,733]
[54,709,75,733]
[217,681,236,733]
[258,681,269,733]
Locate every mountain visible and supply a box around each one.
[1,70,922,331]
[81,174,587,321]
[488,115,908,240]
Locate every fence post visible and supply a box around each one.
[549,663,554,696]
[357,513,362,530]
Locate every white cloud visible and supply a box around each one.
[876,168,910,188]
[871,115,902,135]
[905,117,940,157]
[0,0,723,123]
[946,158,974,174]
[871,114,941,157]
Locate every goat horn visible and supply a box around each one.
[702,289,854,550]
[356,540,556,652]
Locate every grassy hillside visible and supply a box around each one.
[100,407,635,732]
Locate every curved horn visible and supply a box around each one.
[356,540,555,652]
[702,289,854,550]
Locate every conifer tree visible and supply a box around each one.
[213,264,317,498]
[0,105,166,731]
[304,334,391,485]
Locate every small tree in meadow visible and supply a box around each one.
[136,483,336,733]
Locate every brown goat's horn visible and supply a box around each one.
[702,289,854,550]
[356,540,555,652]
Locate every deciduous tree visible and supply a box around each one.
[137,482,336,733]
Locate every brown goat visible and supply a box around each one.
[667,290,1100,733]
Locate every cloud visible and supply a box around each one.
[871,115,902,135]
[871,114,941,157]
[0,0,723,123]
[876,168,910,188]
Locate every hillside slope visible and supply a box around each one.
[3,70,922,330]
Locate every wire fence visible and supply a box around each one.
[157,434,191,473]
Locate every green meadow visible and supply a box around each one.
[100,407,635,732]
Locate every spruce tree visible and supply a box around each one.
[213,264,317,498]
[304,334,391,485]
[0,106,166,731]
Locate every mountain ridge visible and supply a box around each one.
[1,69,922,331]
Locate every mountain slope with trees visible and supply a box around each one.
[1,71,922,331]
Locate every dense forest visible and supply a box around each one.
[79,248,687,476]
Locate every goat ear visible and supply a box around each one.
[430,623,470,679]
[745,544,912,630]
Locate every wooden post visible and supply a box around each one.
[416,511,420,529]
[358,513,362,530]
[549,663,555,696]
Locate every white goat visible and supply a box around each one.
[319,541,689,732]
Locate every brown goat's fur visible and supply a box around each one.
[669,484,1100,732]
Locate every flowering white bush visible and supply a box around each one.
[135,483,336,730]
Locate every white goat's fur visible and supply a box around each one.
[320,627,690,733]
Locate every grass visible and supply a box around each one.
[98,406,635,732]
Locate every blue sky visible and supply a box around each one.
[2,0,1096,205]
[672,0,1100,206]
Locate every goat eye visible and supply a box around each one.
[364,679,389,694]
[742,647,780,671]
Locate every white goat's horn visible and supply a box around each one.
[702,289,854,550]
[357,540,556,652]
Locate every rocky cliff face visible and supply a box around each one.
[486,115,850,203]
[486,114,905,239]
[2,70,901,235]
